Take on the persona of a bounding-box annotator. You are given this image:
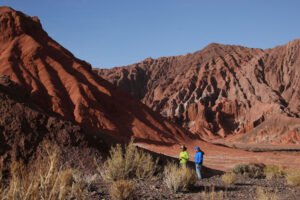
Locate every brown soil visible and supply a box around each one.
[88,176,300,200]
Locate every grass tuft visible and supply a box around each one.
[263,165,285,179]
[286,170,300,187]
[99,137,159,182]
[0,142,88,200]
[256,187,279,200]
[109,180,136,200]
[200,186,224,200]
[163,162,197,193]
[221,172,236,185]
[230,163,265,179]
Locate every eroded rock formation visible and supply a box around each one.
[97,41,300,144]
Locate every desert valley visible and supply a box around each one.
[0,6,299,200]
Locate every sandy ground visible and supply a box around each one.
[136,141,300,171]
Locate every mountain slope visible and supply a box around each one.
[0,7,197,146]
[0,75,111,171]
[97,41,300,144]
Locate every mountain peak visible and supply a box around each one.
[0,7,44,41]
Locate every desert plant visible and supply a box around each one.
[230,163,265,178]
[99,138,159,181]
[263,165,285,179]
[110,180,136,200]
[286,170,300,187]
[200,186,224,200]
[164,162,197,193]
[0,142,88,200]
[221,172,236,185]
[256,187,279,200]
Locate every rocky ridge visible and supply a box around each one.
[0,7,198,147]
[97,40,300,144]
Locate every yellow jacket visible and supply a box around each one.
[179,150,189,164]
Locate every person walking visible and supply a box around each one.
[194,146,203,180]
[179,145,189,167]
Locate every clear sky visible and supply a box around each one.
[1,0,300,68]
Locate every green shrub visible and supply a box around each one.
[286,170,300,187]
[110,180,136,200]
[230,163,265,178]
[263,165,285,179]
[99,138,159,181]
[164,163,197,193]
[221,172,236,185]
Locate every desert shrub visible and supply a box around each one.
[99,138,159,181]
[110,180,136,200]
[200,186,224,200]
[0,142,88,200]
[286,170,300,187]
[221,172,236,185]
[230,163,265,178]
[164,162,197,193]
[256,187,279,200]
[263,165,285,179]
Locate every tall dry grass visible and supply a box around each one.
[163,162,197,193]
[286,170,300,187]
[109,180,136,200]
[221,172,236,185]
[230,163,265,178]
[98,138,159,181]
[200,186,224,200]
[0,142,88,200]
[263,165,285,179]
[256,187,279,200]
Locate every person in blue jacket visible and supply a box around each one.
[194,146,203,180]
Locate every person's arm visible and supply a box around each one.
[195,153,199,163]
[184,151,189,160]
[199,152,203,163]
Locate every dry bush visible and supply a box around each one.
[221,172,236,185]
[286,170,300,187]
[99,138,159,181]
[200,186,224,200]
[256,187,279,200]
[263,165,285,179]
[109,180,136,200]
[230,163,265,178]
[164,162,197,193]
[0,142,88,200]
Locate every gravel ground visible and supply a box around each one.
[89,175,300,200]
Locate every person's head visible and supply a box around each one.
[194,146,200,152]
[180,145,187,151]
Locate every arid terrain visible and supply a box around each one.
[0,6,299,200]
[97,40,300,145]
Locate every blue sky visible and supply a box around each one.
[1,0,300,68]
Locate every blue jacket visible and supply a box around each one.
[195,151,203,164]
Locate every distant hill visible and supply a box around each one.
[96,40,300,144]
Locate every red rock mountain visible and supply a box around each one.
[0,7,199,147]
[0,75,111,170]
[1,7,300,171]
[97,41,300,144]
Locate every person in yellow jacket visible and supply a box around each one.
[179,145,189,167]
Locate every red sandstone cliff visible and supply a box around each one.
[0,7,197,147]
[97,41,300,144]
